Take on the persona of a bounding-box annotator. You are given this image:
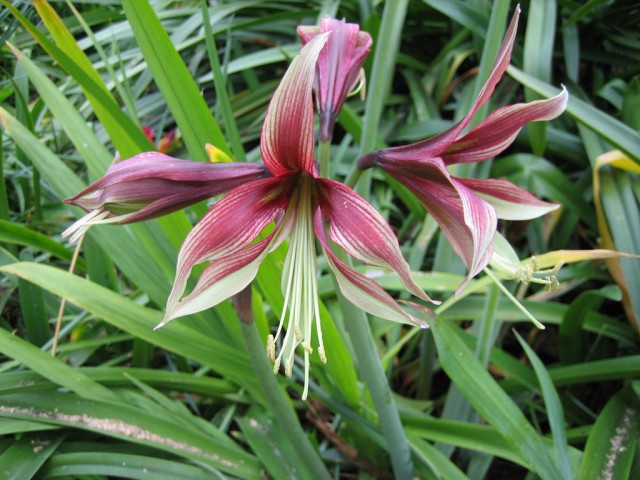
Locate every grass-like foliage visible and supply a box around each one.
[1,1,639,478]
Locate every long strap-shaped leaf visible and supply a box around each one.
[0,391,261,479]
[430,316,562,480]
[120,0,231,161]
[1,0,154,159]
[0,262,261,400]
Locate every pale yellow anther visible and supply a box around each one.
[284,361,293,378]
[318,346,327,364]
[302,342,313,353]
[295,326,302,341]
[266,335,275,362]
[273,358,281,374]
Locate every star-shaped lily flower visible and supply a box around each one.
[297,17,372,141]
[62,152,266,243]
[358,7,568,292]
[159,34,433,399]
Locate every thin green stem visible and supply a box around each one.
[344,166,362,189]
[0,129,10,221]
[237,293,331,480]
[336,276,414,479]
[319,139,331,178]
[201,0,246,162]
[483,268,545,329]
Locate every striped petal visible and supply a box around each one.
[65,152,266,221]
[379,157,497,292]
[260,34,328,176]
[442,88,569,164]
[317,178,437,303]
[314,209,428,326]
[457,177,560,220]
[298,17,372,140]
[164,175,295,319]
[375,6,521,161]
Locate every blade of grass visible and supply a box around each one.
[430,316,562,480]
[523,0,556,155]
[200,0,245,162]
[0,326,117,401]
[0,431,64,480]
[0,262,261,399]
[120,0,230,162]
[577,384,640,480]
[0,391,261,478]
[1,0,155,158]
[514,331,573,480]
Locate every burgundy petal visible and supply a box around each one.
[375,6,521,161]
[316,178,436,303]
[65,152,266,220]
[379,157,497,292]
[260,34,328,176]
[165,175,295,316]
[457,177,559,220]
[298,17,372,140]
[442,88,569,164]
[313,209,428,326]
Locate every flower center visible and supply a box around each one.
[267,175,325,400]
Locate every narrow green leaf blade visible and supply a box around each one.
[120,0,230,161]
[578,385,640,480]
[0,392,261,479]
[430,316,561,480]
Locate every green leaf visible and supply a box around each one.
[0,326,116,401]
[238,406,318,480]
[0,219,85,270]
[1,0,154,158]
[120,0,230,162]
[0,432,63,480]
[514,332,573,480]
[0,262,261,399]
[578,385,640,480]
[0,392,261,478]
[430,316,561,480]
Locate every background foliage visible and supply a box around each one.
[1,0,639,478]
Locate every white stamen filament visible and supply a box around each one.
[270,176,324,400]
[62,209,135,244]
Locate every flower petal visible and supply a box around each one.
[373,6,521,161]
[260,34,328,176]
[317,178,437,303]
[379,157,497,292]
[161,231,288,325]
[456,177,560,220]
[442,88,569,164]
[298,17,372,140]
[165,176,294,317]
[314,209,427,326]
[65,152,266,220]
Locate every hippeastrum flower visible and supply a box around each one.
[159,34,433,399]
[297,17,372,141]
[62,152,266,243]
[358,7,568,292]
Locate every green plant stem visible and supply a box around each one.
[319,140,331,178]
[201,0,245,162]
[0,129,10,221]
[484,268,545,329]
[238,305,331,480]
[336,278,414,479]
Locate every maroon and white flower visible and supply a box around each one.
[358,7,568,292]
[298,17,372,141]
[63,153,266,243]
[159,34,433,399]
